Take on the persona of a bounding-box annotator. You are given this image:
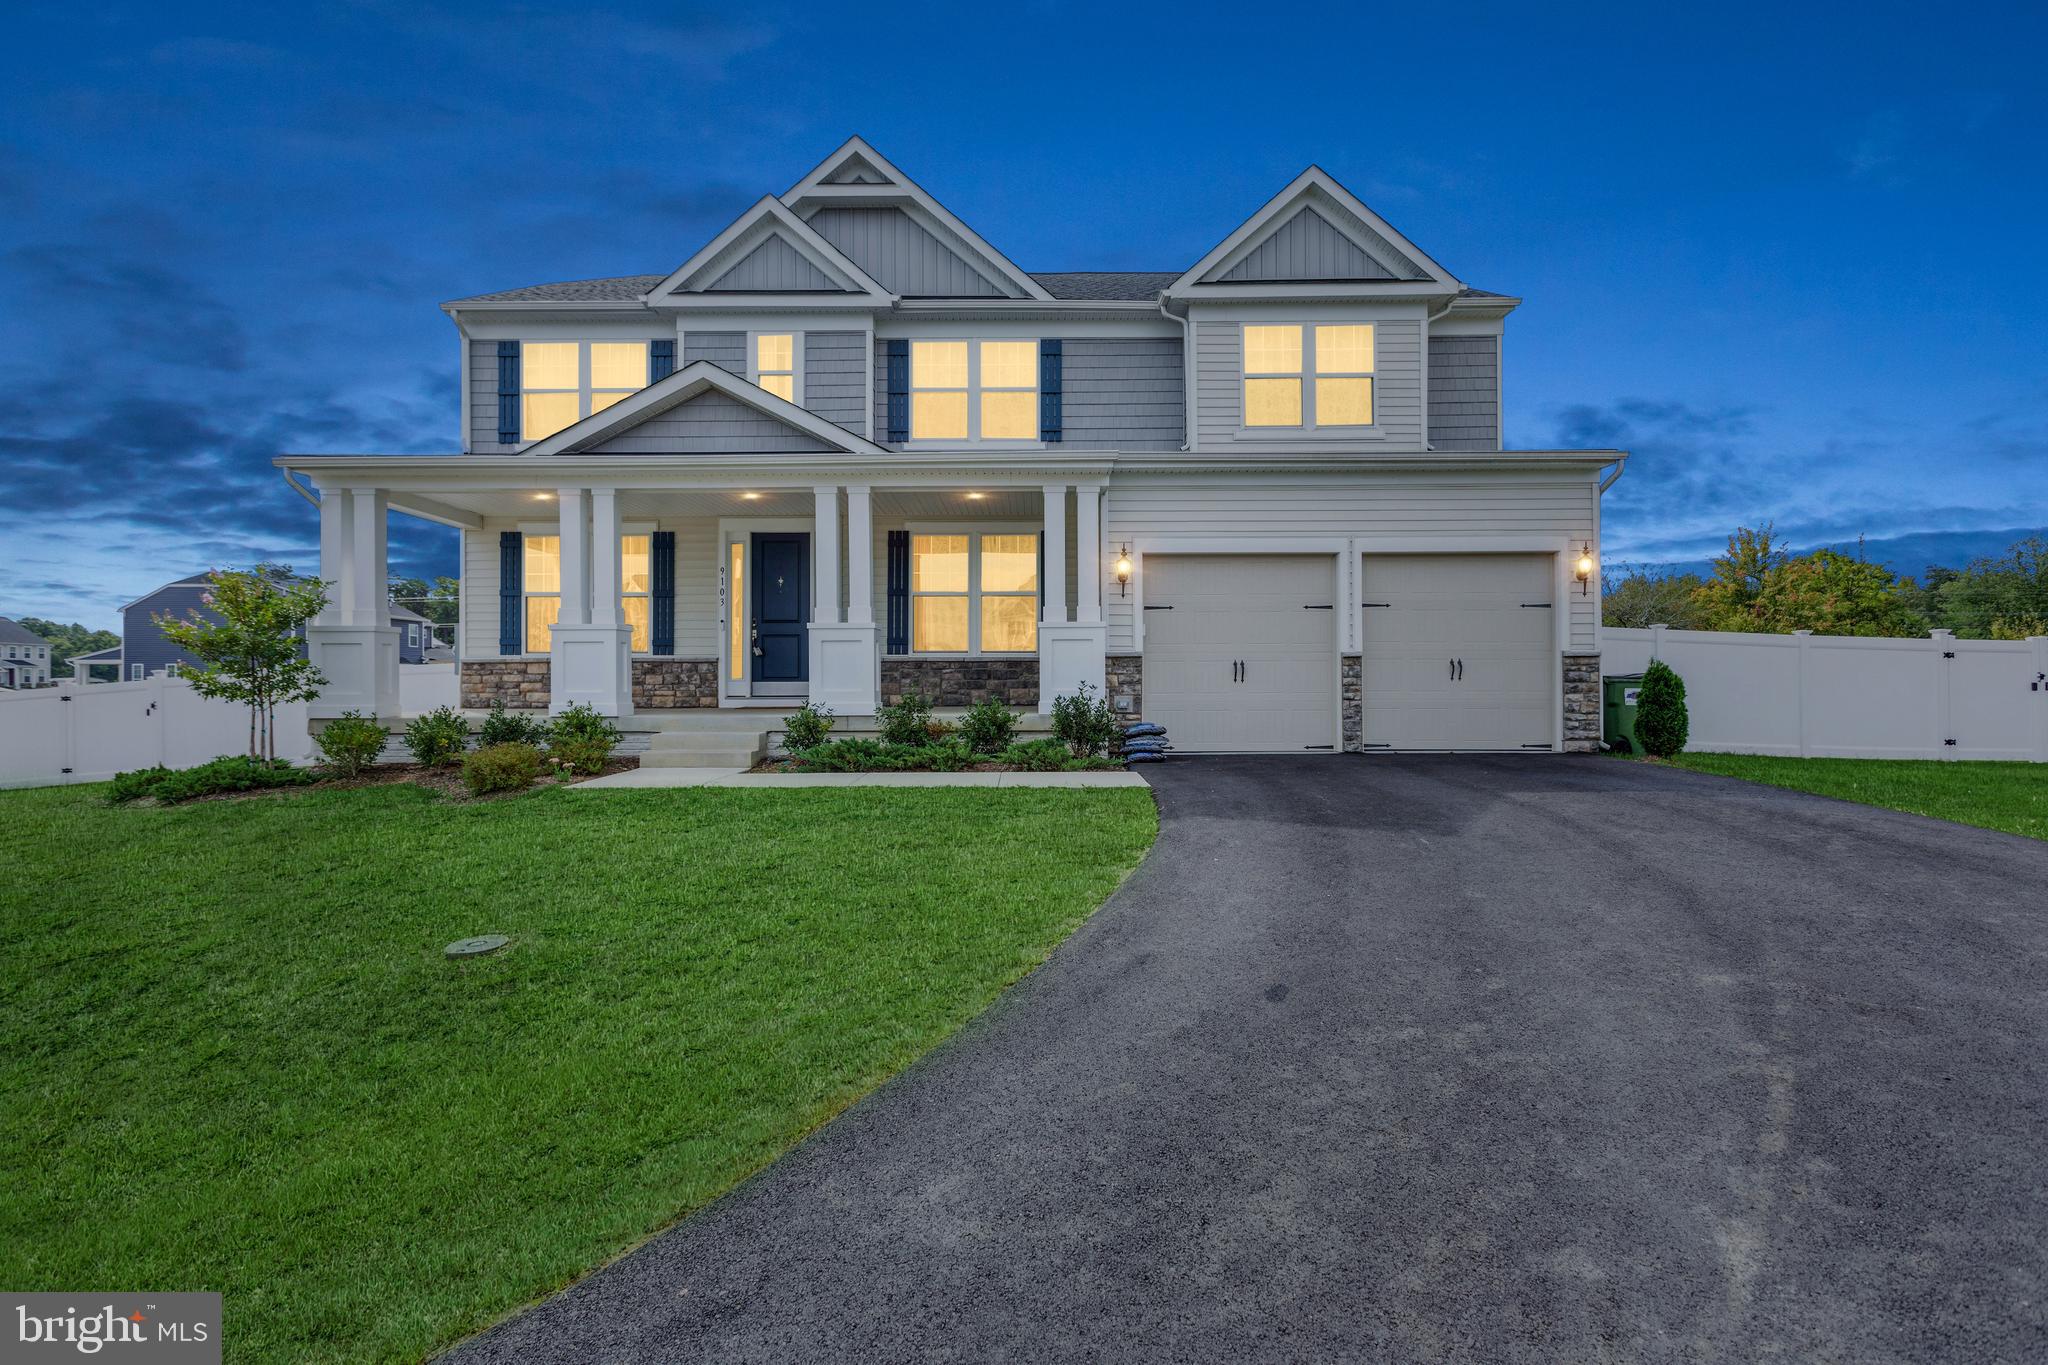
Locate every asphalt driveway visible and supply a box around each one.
[446,756,2048,1363]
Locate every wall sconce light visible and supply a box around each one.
[1575,542,1595,594]
[1114,544,1133,597]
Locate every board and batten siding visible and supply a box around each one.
[803,331,867,435]
[1427,335,1500,451]
[807,206,1004,297]
[462,519,724,660]
[704,236,841,292]
[1102,473,1599,654]
[1062,338,1183,450]
[1194,313,1423,448]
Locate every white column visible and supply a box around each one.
[845,485,873,625]
[590,489,621,627]
[308,487,397,719]
[813,484,841,624]
[1075,484,1102,625]
[1041,484,1068,625]
[349,488,385,625]
[317,485,353,625]
[556,487,589,627]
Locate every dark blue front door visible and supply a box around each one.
[751,532,809,685]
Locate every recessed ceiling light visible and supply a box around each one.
[740,492,762,501]
[965,492,985,501]
[532,492,554,501]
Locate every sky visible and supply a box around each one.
[2,1,2044,630]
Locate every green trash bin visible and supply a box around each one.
[1604,673,1646,755]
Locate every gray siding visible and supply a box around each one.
[684,331,745,375]
[1061,338,1183,450]
[808,207,1004,297]
[1219,207,1400,282]
[803,331,867,435]
[123,584,214,676]
[1195,315,1423,448]
[1428,335,1500,451]
[582,390,833,454]
[874,345,892,444]
[469,339,515,454]
[705,235,843,292]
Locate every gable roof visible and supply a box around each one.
[1169,167,1461,297]
[520,359,886,458]
[70,644,123,664]
[448,275,665,305]
[0,617,44,646]
[643,196,891,306]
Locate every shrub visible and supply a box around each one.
[479,704,549,748]
[109,755,316,804]
[1050,682,1121,758]
[548,736,613,776]
[1635,660,1689,758]
[316,711,388,778]
[782,703,834,752]
[875,691,934,746]
[791,738,975,772]
[958,698,1019,756]
[792,738,890,772]
[403,706,470,766]
[999,738,1072,772]
[548,702,621,752]
[462,742,545,795]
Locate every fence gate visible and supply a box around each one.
[0,677,312,789]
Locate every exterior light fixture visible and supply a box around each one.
[533,492,554,501]
[965,491,986,501]
[740,491,762,501]
[1115,545,1133,597]
[1575,542,1595,594]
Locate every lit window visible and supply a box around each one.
[911,340,1038,441]
[910,531,1038,653]
[754,334,795,402]
[524,534,560,653]
[1241,324,1374,428]
[620,533,651,652]
[521,341,651,441]
[727,542,744,681]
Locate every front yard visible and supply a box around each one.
[1669,752,2048,840]
[0,781,1155,1362]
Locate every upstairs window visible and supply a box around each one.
[521,341,651,441]
[1242,324,1374,428]
[910,340,1038,441]
[911,531,1038,653]
[754,333,796,401]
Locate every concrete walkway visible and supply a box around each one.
[578,766,1149,788]
[446,755,2048,1363]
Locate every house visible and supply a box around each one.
[278,138,1625,752]
[0,618,53,689]
[83,573,438,680]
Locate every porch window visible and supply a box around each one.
[521,341,651,441]
[621,533,651,652]
[910,340,1038,441]
[910,531,1038,653]
[523,534,561,653]
[1242,324,1374,428]
[754,333,795,402]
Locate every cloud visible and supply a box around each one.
[5,245,249,370]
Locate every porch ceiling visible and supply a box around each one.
[373,485,1041,524]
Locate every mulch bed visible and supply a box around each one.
[163,756,640,806]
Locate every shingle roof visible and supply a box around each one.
[1458,287,1512,300]
[1029,271,1182,301]
[449,275,667,304]
[0,617,45,646]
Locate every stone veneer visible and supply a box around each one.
[631,659,719,709]
[880,657,1038,707]
[461,660,549,709]
[1106,654,1142,721]
[1562,652,1602,752]
[1341,655,1363,752]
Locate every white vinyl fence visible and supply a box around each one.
[0,676,312,789]
[1604,626,2048,761]
[399,661,458,713]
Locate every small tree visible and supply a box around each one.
[155,566,328,761]
[1634,660,1689,758]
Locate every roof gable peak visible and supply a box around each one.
[1169,166,1462,296]
[643,195,892,305]
[521,360,885,458]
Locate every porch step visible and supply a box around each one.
[640,729,766,768]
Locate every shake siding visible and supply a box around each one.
[464,518,724,660]
[1428,335,1500,451]
[803,331,867,435]
[873,347,890,443]
[1102,474,1599,653]
[683,332,745,375]
[1196,315,1424,448]
[469,339,516,453]
[1061,339,1183,449]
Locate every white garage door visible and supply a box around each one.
[1143,555,1337,752]
[1360,554,1555,751]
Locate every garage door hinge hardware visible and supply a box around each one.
[1520,602,1552,608]
[1362,601,1390,608]
[1143,604,1173,610]
[1521,743,1551,749]
[1362,743,1392,748]
[1303,603,1333,610]
[1304,744,1335,750]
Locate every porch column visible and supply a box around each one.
[556,487,589,627]
[349,488,385,626]
[589,489,621,627]
[813,484,841,624]
[807,483,879,714]
[316,485,352,625]
[1042,484,1069,626]
[1075,484,1103,624]
[548,486,632,716]
[307,486,398,720]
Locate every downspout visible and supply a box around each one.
[1421,292,1459,452]
[1599,452,1628,493]
[282,466,321,509]
[1156,294,1192,451]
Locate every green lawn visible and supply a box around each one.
[1668,752,2048,840]
[0,782,1155,1363]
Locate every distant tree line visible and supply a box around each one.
[19,618,121,675]
[1603,525,2048,639]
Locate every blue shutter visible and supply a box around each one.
[650,338,675,383]
[886,530,910,654]
[651,530,676,655]
[499,531,523,655]
[1039,339,1063,443]
[885,339,910,443]
[496,342,521,446]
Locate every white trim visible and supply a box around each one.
[1167,167,1462,296]
[898,523,1044,658]
[747,329,803,406]
[905,337,1041,446]
[716,515,817,703]
[643,195,892,305]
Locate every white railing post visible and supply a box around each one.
[1793,630,1813,758]
[1647,622,1666,663]
[1930,629,1956,761]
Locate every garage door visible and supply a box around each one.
[1143,555,1337,752]
[1360,554,1555,750]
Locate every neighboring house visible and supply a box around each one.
[0,617,54,689]
[87,573,437,679]
[280,138,1625,751]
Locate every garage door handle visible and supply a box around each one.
[1457,658,1464,681]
